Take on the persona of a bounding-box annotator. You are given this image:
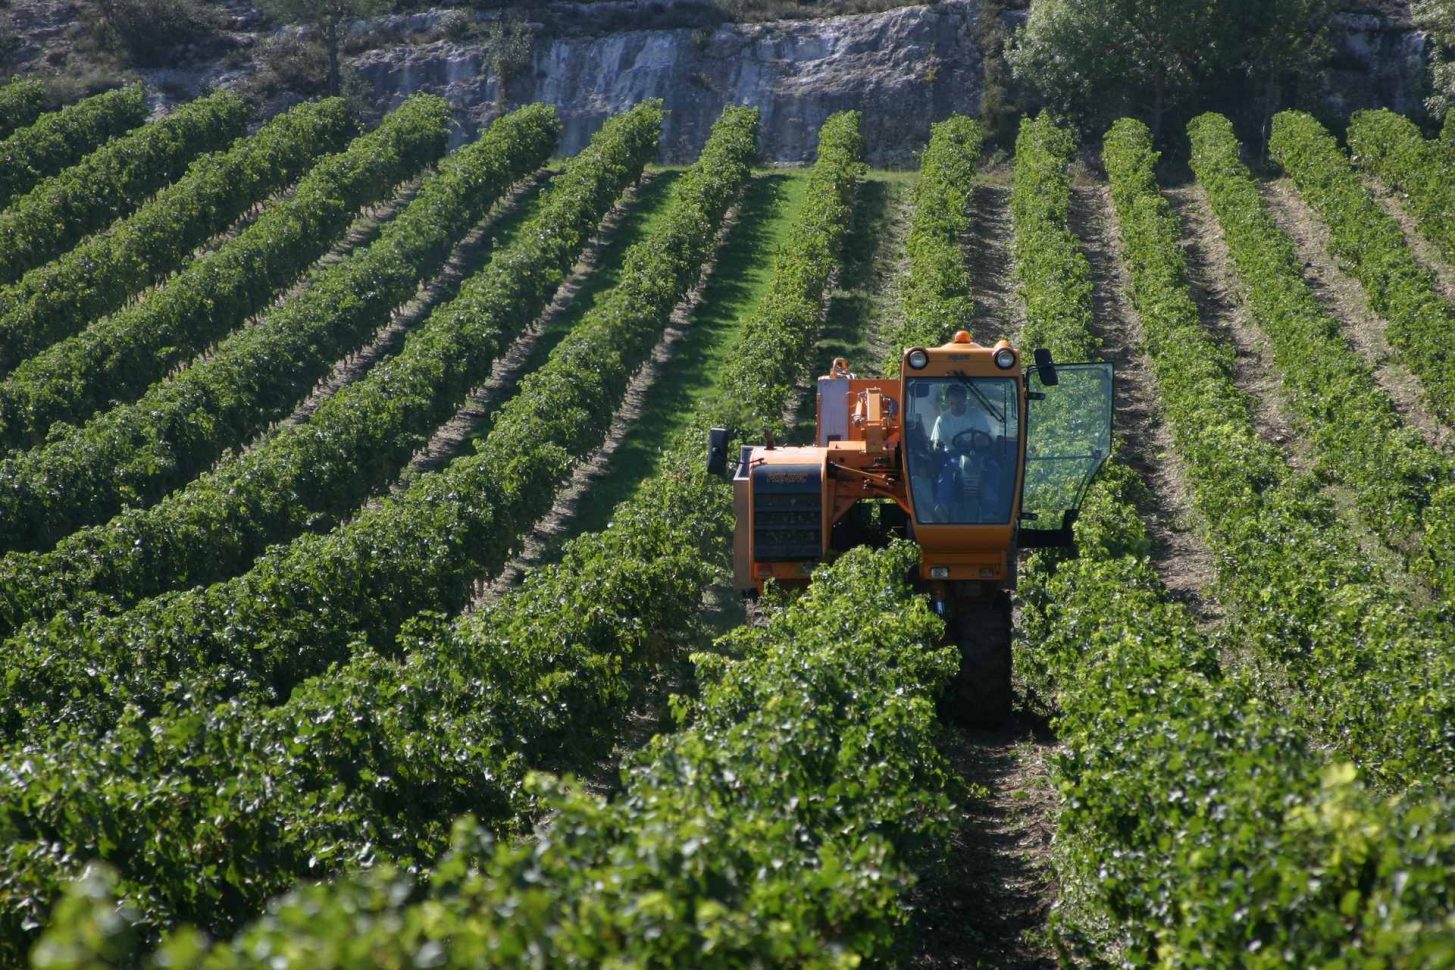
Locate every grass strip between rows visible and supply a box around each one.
[1105,117,1455,785]
[0,97,353,376]
[3,108,863,961]
[885,115,982,373]
[1271,110,1455,424]
[0,85,146,207]
[0,100,552,555]
[0,90,249,285]
[1014,112,1455,968]
[0,101,660,641]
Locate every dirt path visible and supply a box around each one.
[967,173,1022,343]
[1262,178,1455,456]
[912,171,1052,968]
[1071,182,1220,621]
[1366,178,1455,305]
[399,173,663,485]
[910,716,1059,969]
[1163,185,1308,468]
[271,173,548,434]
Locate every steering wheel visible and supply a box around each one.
[950,428,993,453]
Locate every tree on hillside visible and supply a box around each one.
[481,13,533,111]
[1415,0,1455,120]
[1008,0,1331,142]
[1233,0,1333,156]
[257,0,393,95]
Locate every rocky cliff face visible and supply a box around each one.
[350,0,1430,163]
[353,1,985,165]
[1321,9,1430,119]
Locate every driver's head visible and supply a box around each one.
[946,383,967,415]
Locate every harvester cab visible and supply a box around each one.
[707,331,1113,725]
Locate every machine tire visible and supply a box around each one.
[944,594,1012,728]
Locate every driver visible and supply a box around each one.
[930,383,1002,522]
[930,383,990,450]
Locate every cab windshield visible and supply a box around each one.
[904,377,1021,524]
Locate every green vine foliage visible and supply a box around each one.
[1016,115,1455,967]
[887,114,982,373]
[0,78,44,140]
[0,105,746,751]
[3,109,872,963]
[713,110,863,431]
[0,94,448,454]
[1106,117,1455,786]
[0,90,250,285]
[1189,112,1455,600]
[1349,108,1455,263]
[1271,110,1455,424]
[32,543,955,969]
[0,97,354,375]
[0,101,661,640]
[1023,466,1455,966]
[0,85,147,206]
[0,101,555,556]
[1010,112,1098,359]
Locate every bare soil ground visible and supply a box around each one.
[399,173,658,485]
[911,171,1057,970]
[1261,178,1455,456]
[1071,182,1220,621]
[1367,179,1455,304]
[1163,186,1309,467]
[909,714,1059,969]
[1170,183,1430,599]
[277,172,547,432]
[966,175,1022,343]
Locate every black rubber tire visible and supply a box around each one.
[944,594,1012,728]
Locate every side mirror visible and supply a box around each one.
[707,427,731,477]
[1033,348,1059,386]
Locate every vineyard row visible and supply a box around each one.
[1016,111,1455,968]
[0,97,352,376]
[0,101,553,554]
[0,100,656,637]
[0,105,866,960]
[0,95,448,455]
[1106,117,1454,786]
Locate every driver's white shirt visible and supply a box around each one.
[930,406,991,449]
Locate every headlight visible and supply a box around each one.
[907,349,929,370]
[994,348,1016,369]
